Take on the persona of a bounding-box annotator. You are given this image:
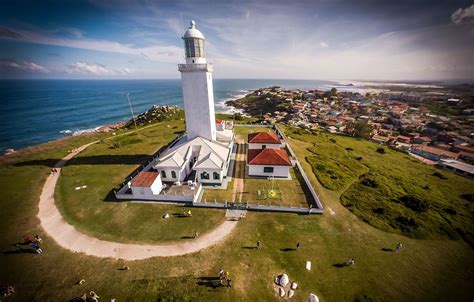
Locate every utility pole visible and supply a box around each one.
[127,92,140,138]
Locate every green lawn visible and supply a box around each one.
[243,168,310,208]
[284,126,474,247]
[0,120,473,301]
[54,120,226,244]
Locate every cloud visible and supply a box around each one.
[66,62,132,75]
[0,59,49,73]
[319,41,329,48]
[451,5,474,24]
[0,26,182,63]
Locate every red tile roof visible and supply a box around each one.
[247,148,291,166]
[248,132,281,144]
[131,172,159,187]
[216,118,223,124]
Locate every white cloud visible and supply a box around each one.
[0,26,182,63]
[0,59,49,73]
[319,41,329,48]
[451,5,474,24]
[66,62,132,75]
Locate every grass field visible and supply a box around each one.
[284,126,474,247]
[0,120,473,301]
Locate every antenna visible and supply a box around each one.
[127,92,140,138]
[179,13,185,61]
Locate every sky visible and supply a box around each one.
[0,0,473,82]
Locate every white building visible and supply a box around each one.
[130,172,163,199]
[247,148,292,178]
[152,21,234,187]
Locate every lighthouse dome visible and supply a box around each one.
[183,20,205,40]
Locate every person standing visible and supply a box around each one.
[296,242,300,250]
[256,240,261,249]
[396,242,403,252]
[347,258,355,266]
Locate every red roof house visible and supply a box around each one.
[247,148,291,166]
[131,172,160,187]
[248,132,281,144]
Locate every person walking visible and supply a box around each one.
[194,231,199,239]
[347,258,355,266]
[227,278,232,287]
[256,240,261,249]
[296,242,300,250]
[396,242,403,252]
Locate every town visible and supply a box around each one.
[227,85,474,178]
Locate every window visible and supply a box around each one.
[171,171,177,179]
[184,38,204,58]
[213,172,220,180]
[263,167,274,173]
[201,172,209,180]
[161,170,166,178]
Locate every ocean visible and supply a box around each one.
[0,79,342,153]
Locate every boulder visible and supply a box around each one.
[306,261,312,271]
[279,287,285,297]
[288,289,295,298]
[308,293,319,302]
[278,273,289,287]
[291,282,298,290]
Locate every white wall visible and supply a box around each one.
[181,69,216,141]
[248,165,290,178]
[248,143,282,149]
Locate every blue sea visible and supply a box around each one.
[0,79,342,153]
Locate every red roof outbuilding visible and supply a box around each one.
[248,132,281,144]
[131,172,159,187]
[247,148,292,166]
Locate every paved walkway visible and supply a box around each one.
[231,139,246,203]
[38,141,238,260]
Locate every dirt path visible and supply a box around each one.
[231,138,246,203]
[37,141,238,260]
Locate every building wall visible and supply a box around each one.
[195,168,223,184]
[248,165,290,178]
[181,70,216,141]
[248,143,282,149]
[159,165,188,182]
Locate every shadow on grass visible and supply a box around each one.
[280,247,297,252]
[14,154,152,167]
[181,236,195,239]
[196,276,223,289]
[173,213,190,218]
[332,263,348,268]
[3,248,37,255]
[380,247,395,252]
[241,246,258,250]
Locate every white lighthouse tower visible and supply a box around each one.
[179,20,216,141]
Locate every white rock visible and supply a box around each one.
[75,187,81,190]
[82,185,87,189]
[163,213,170,219]
[274,277,280,285]
[291,282,298,290]
[308,293,319,302]
[306,261,312,271]
[279,287,285,297]
[279,274,289,287]
[288,289,295,298]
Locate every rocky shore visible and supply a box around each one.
[124,105,183,128]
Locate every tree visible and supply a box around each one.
[353,120,371,138]
[330,87,337,96]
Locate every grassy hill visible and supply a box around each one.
[0,119,472,301]
[284,126,474,246]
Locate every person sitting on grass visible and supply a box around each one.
[347,258,355,266]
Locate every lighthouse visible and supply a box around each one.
[178,20,216,141]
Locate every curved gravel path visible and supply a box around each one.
[38,141,238,260]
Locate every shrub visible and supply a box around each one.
[399,195,429,212]
[329,138,337,143]
[346,147,354,151]
[355,156,363,161]
[433,171,447,180]
[376,147,385,154]
[361,178,378,188]
[460,193,474,202]
[444,208,457,215]
[393,216,419,231]
[372,207,386,215]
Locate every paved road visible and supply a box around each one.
[38,141,238,260]
[231,139,246,203]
